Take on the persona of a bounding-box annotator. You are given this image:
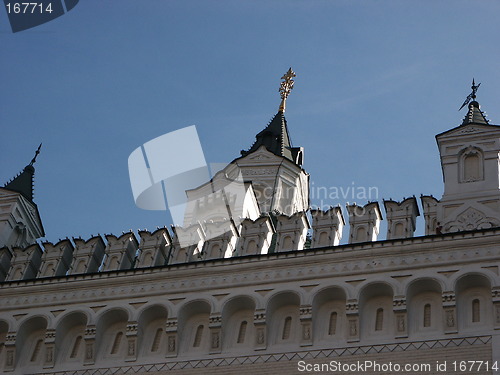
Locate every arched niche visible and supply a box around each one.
[221,296,256,351]
[407,278,443,337]
[266,291,300,347]
[137,305,168,358]
[55,311,88,365]
[359,283,394,342]
[95,308,129,362]
[177,300,211,355]
[16,316,48,370]
[455,274,493,332]
[311,286,347,345]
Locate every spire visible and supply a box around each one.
[241,69,304,165]
[461,101,489,125]
[3,144,42,202]
[241,111,294,161]
[459,79,489,125]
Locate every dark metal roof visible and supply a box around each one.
[3,164,36,202]
[241,110,299,164]
[3,144,41,203]
[461,101,489,125]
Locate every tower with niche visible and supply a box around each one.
[236,68,309,217]
[429,81,500,232]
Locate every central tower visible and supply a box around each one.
[236,68,309,216]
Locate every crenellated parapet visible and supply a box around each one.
[202,220,239,259]
[421,195,439,235]
[69,235,106,274]
[102,232,139,271]
[169,224,205,264]
[383,197,419,240]
[346,202,382,244]
[236,215,274,256]
[6,243,42,281]
[136,228,171,268]
[274,211,309,252]
[3,194,500,281]
[38,239,74,278]
[310,206,344,247]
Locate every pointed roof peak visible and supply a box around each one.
[458,79,491,126]
[241,110,292,158]
[461,100,489,125]
[240,70,304,165]
[3,144,42,202]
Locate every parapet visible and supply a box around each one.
[236,215,274,256]
[136,228,171,268]
[420,195,439,235]
[38,239,74,277]
[2,193,485,282]
[383,197,419,240]
[274,211,310,252]
[346,202,382,244]
[102,232,139,271]
[6,243,42,281]
[70,235,106,274]
[310,206,344,247]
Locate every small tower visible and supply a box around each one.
[0,145,45,249]
[237,68,309,217]
[435,80,500,232]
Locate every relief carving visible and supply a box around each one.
[349,319,357,336]
[168,336,176,352]
[211,331,220,349]
[256,328,265,345]
[446,309,455,328]
[303,324,311,340]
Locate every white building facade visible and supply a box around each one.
[0,81,499,374]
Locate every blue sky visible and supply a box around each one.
[1,0,500,244]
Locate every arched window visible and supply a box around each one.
[237,321,247,344]
[464,154,480,181]
[210,244,221,258]
[282,316,292,340]
[70,336,82,358]
[110,332,123,354]
[12,267,23,280]
[193,325,204,347]
[460,147,484,183]
[246,240,257,255]
[318,231,329,246]
[375,308,384,331]
[75,260,86,274]
[423,304,431,327]
[328,312,337,335]
[356,226,367,242]
[151,328,163,352]
[394,223,404,237]
[472,299,480,323]
[31,339,43,362]
[282,236,293,250]
[108,256,119,270]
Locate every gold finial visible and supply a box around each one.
[278,67,296,112]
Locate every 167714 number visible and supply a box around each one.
[5,2,54,14]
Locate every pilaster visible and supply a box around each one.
[253,309,266,350]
